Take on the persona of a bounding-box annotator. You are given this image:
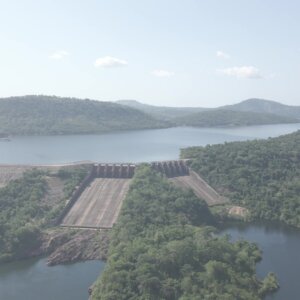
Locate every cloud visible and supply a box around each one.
[94,56,128,68]
[49,50,69,60]
[216,50,230,59]
[218,66,262,79]
[152,69,174,77]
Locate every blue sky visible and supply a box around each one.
[0,0,300,107]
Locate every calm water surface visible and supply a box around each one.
[0,259,105,300]
[0,124,300,299]
[1,124,300,164]
[220,223,300,300]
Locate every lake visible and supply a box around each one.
[1,124,300,164]
[0,124,299,300]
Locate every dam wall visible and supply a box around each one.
[59,159,225,229]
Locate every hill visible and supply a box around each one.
[181,130,300,227]
[174,109,299,127]
[222,98,300,120]
[0,96,169,135]
[117,99,209,120]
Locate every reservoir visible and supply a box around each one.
[0,124,300,165]
[0,123,299,299]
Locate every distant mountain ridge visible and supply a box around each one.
[173,109,299,127]
[117,99,210,120]
[221,98,300,120]
[118,98,300,120]
[0,96,299,136]
[118,98,300,127]
[0,95,169,135]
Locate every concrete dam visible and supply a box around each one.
[61,160,227,229]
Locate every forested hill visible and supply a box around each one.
[181,130,300,227]
[0,96,169,135]
[117,98,300,127]
[117,99,209,120]
[222,98,300,120]
[173,109,298,127]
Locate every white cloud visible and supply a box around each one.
[218,66,262,79]
[49,50,69,60]
[94,56,128,68]
[216,50,230,59]
[152,69,174,77]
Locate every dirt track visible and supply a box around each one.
[61,178,131,228]
[170,171,227,206]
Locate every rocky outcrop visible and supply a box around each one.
[32,228,110,266]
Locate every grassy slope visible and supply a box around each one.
[0,96,169,135]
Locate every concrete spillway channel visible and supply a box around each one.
[61,178,131,229]
[61,160,227,229]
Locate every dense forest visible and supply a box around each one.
[92,166,278,300]
[0,96,168,135]
[173,109,298,127]
[0,166,88,262]
[182,131,300,227]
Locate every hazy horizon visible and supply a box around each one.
[1,0,300,107]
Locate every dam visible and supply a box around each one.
[60,160,227,229]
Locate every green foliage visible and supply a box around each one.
[0,166,89,262]
[0,95,169,135]
[57,166,89,198]
[182,130,300,227]
[0,170,46,261]
[92,166,275,299]
[259,273,279,297]
[174,109,298,127]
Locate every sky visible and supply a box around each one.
[0,0,300,107]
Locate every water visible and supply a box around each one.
[0,259,105,300]
[0,123,300,299]
[220,223,300,300]
[0,124,299,164]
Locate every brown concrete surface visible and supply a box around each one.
[61,178,131,228]
[170,170,228,206]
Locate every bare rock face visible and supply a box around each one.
[37,228,109,266]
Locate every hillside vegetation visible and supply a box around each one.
[173,109,298,127]
[0,166,88,262]
[92,166,278,300]
[117,100,209,120]
[182,131,300,227]
[118,98,300,128]
[0,96,299,136]
[222,98,300,120]
[0,96,168,135]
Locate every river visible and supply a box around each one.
[0,124,300,300]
